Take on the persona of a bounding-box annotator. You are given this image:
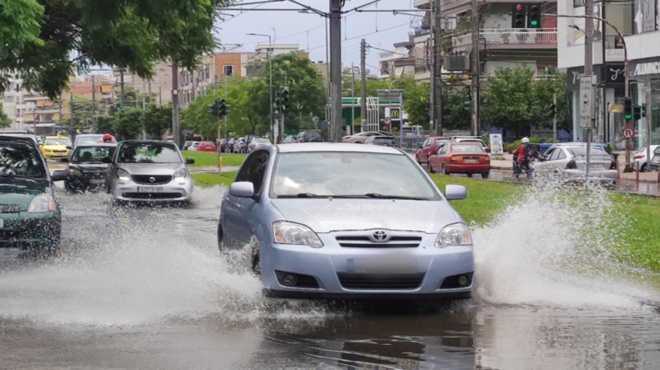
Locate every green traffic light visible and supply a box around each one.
[530,20,538,26]
[625,113,632,120]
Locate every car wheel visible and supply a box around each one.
[641,163,648,172]
[251,247,261,275]
[467,173,473,178]
[441,165,450,175]
[428,162,434,173]
[482,172,490,179]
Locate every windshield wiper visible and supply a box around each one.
[364,193,428,200]
[278,193,329,198]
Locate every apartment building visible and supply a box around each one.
[558,0,660,149]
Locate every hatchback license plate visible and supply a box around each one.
[351,257,416,274]
[137,186,164,193]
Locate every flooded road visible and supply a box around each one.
[1,184,660,369]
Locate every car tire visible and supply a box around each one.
[482,172,490,179]
[251,247,261,275]
[441,165,450,175]
[467,174,473,178]
[641,163,648,172]
[428,162,434,173]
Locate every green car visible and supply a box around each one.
[0,136,68,255]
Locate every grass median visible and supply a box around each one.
[189,165,660,274]
[182,151,246,167]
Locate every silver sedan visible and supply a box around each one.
[533,143,617,187]
[218,143,474,300]
[106,140,195,205]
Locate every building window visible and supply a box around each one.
[224,65,233,76]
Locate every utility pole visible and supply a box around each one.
[351,62,355,135]
[360,39,367,132]
[470,0,479,136]
[91,75,96,130]
[329,0,343,142]
[553,93,557,142]
[172,61,180,147]
[433,0,443,136]
[120,69,125,109]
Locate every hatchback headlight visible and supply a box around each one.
[117,168,130,181]
[28,193,57,213]
[273,221,324,248]
[174,167,188,178]
[435,223,472,248]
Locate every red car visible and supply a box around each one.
[415,136,451,166]
[197,140,217,152]
[428,142,491,178]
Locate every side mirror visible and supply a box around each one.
[229,181,255,198]
[51,170,68,182]
[186,158,195,165]
[444,184,467,201]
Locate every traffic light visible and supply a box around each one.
[217,98,227,117]
[527,4,541,28]
[623,97,633,120]
[464,101,473,113]
[280,87,289,113]
[549,103,557,117]
[512,4,525,28]
[634,105,642,121]
[207,103,218,116]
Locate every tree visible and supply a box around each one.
[95,115,114,135]
[0,104,11,128]
[141,103,172,139]
[112,108,144,140]
[442,86,472,131]
[481,66,537,137]
[0,0,229,99]
[533,72,569,132]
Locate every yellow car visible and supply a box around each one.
[41,136,72,160]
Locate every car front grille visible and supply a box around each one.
[337,273,425,290]
[335,235,422,248]
[131,175,172,185]
[122,192,183,200]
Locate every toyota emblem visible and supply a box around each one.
[372,230,388,242]
[149,176,156,183]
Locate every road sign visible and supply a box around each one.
[622,125,635,139]
[182,129,188,136]
[312,116,319,123]
[383,117,392,125]
[579,75,596,129]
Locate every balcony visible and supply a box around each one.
[451,28,557,50]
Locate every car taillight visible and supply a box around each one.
[450,155,460,163]
[566,160,577,169]
[610,160,617,170]
[634,154,644,159]
[480,155,490,163]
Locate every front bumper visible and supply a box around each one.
[111,177,193,202]
[259,232,474,299]
[0,212,61,249]
[446,164,491,174]
[43,150,69,159]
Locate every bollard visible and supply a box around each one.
[218,153,222,174]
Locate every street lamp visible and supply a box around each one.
[247,33,274,141]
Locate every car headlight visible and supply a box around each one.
[28,193,57,213]
[273,221,324,248]
[174,167,188,178]
[435,223,472,248]
[117,168,130,181]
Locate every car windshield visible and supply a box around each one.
[72,146,116,163]
[118,143,181,163]
[45,137,72,146]
[0,143,46,178]
[567,146,611,160]
[76,136,103,145]
[452,144,484,153]
[272,151,437,199]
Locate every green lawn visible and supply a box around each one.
[190,171,660,274]
[182,151,246,167]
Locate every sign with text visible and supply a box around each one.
[579,75,596,129]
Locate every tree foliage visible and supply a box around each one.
[0,104,11,128]
[0,0,229,99]
[141,103,172,139]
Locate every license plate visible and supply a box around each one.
[90,179,105,184]
[464,159,478,164]
[350,257,417,274]
[137,186,164,193]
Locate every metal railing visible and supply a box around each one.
[452,28,558,48]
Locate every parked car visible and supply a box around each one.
[64,143,117,193]
[283,135,297,144]
[183,141,194,151]
[428,142,491,178]
[296,130,323,143]
[0,135,68,255]
[198,140,217,152]
[649,146,660,172]
[247,137,272,153]
[414,136,451,166]
[364,135,396,147]
[105,140,195,205]
[342,131,393,144]
[188,141,201,151]
[533,143,617,187]
[451,136,489,152]
[233,138,247,153]
[218,143,474,299]
[218,138,230,152]
[41,135,73,160]
[225,138,236,153]
[631,145,660,172]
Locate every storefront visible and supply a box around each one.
[630,58,660,149]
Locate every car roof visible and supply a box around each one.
[276,142,402,154]
[0,135,39,145]
[74,143,117,149]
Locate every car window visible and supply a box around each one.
[437,144,446,154]
[0,142,46,178]
[422,138,431,147]
[272,151,437,198]
[45,137,72,146]
[118,143,181,163]
[72,146,116,163]
[452,144,484,153]
[236,150,269,194]
[549,148,562,161]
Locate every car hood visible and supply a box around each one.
[270,198,462,234]
[0,178,50,209]
[117,163,183,174]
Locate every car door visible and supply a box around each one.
[418,138,432,163]
[221,150,270,248]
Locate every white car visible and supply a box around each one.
[533,143,617,187]
[247,137,272,153]
[631,145,660,172]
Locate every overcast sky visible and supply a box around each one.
[215,0,423,72]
